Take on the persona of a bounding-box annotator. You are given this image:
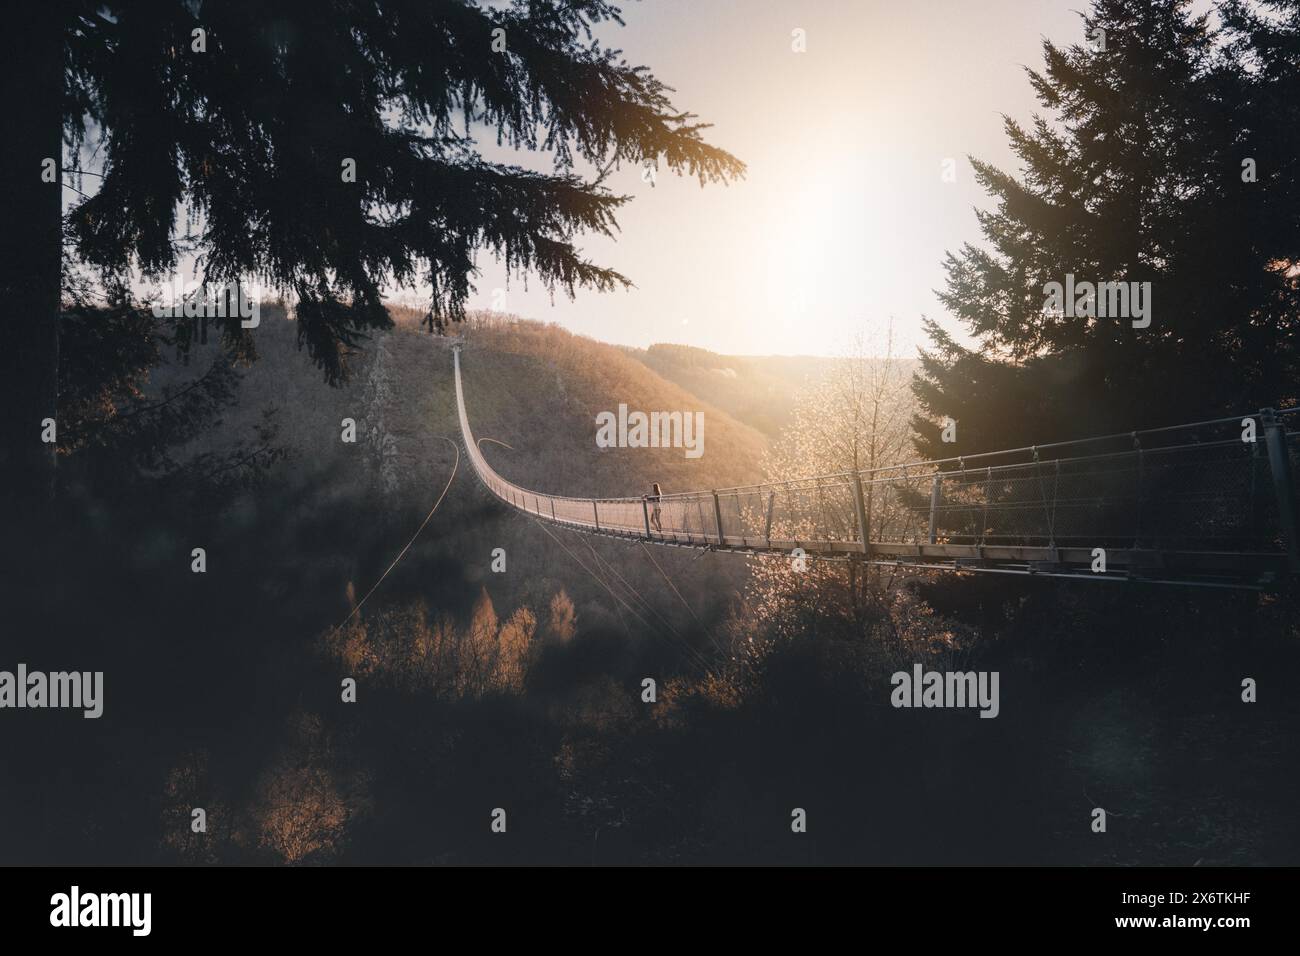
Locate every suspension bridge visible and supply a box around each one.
[453,346,1300,590]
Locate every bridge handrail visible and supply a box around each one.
[453,344,1299,579]
[458,341,1289,504]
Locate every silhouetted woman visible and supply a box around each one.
[648,482,663,532]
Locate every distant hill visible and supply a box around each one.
[455,318,770,498]
[156,308,770,503]
[623,343,841,440]
[625,343,919,442]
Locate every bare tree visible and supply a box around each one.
[759,318,915,624]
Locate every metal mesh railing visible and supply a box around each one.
[455,348,1298,565]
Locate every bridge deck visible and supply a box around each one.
[453,346,1300,589]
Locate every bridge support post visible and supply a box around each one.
[642,497,651,537]
[764,490,776,546]
[980,467,992,546]
[1262,409,1300,572]
[712,491,725,546]
[852,474,869,554]
[1251,437,1264,541]
[1133,440,1144,549]
[593,500,600,531]
[928,471,942,545]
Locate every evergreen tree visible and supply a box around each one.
[1221,0,1300,326]
[0,1,744,507]
[914,0,1297,459]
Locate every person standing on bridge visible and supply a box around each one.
[648,483,663,532]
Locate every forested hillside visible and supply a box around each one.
[167,308,770,501]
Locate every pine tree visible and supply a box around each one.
[1221,0,1300,344]
[914,0,1297,459]
[0,1,744,507]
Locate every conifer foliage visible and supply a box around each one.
[914,0,1300,457]
[0,1,743,504]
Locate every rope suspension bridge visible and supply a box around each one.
[454,346,1300,590]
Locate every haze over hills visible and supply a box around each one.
[622,343,834,441]
[625,342,917,443]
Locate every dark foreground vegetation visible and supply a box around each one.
[5,0,1300,866]
[3,315,1297,866]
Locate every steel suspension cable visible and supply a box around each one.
[534,519,717,677]
[329,436,460,633]
[580,534,718,674]
[637,541,727,656]
[581,536,689,643]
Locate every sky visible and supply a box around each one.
[456,0,1088,358]
[98,0,1098,359]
